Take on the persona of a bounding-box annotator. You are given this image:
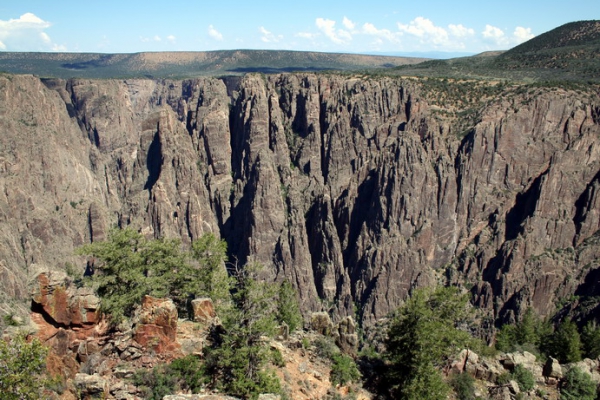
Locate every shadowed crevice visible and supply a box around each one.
[144,130,163,191]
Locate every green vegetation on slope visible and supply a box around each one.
[0,334,49,400]
[76,228,231,322]
[78,228,306,399]
[385,287,475,400]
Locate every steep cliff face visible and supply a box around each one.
[1,73,599,329]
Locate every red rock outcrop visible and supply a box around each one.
[134,295,180,354]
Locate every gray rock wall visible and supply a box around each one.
[1,73,599,329]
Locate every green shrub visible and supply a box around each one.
[512,364,535,392]
[270,347,285,367]
[560,367,597,400]
[133,364,178,400]
[330,353,361,386]
[497,365,535,392]
[276,280,302,332]
[301,337,310,349]
[496,372,511,385]
[450,372,476,400]
[0,334,50,400]
[2,313,21,327]
[133,355,205,399]
[169,355,205,393]
[581,321,600,359]
[314,336,339,360]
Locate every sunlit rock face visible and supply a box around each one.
[2,73,599,330]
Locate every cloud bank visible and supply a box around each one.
[0,13,64,51]
[298,16,534,53]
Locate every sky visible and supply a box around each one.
[0,1,598,56]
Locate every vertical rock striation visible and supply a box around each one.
[1,73,599,330]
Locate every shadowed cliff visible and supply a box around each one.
[1,73,599,332]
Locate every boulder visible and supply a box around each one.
[501,351,536,370]
[451,349,480,374]
[571,358,600,382]
[177,320,206,356]
[74,373,108,399]
[191,297,216,323]
[258,395,281,400]
[334,316,358,355]
[134,296,179,354]
[543,356,563,379]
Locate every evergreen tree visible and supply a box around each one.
[545,319,582,363]
[385,287,473,400]
[496,307,551,353]
[202,264,281,399]
[330,353,361,385]
[276,280,302,332]
[77,228,230,323]
[581,321,600,359]
[495,324,517,352]
[0,334,49,400]
[515,308,542,346]
[190,233,232,314]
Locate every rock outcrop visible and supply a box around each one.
[1,73,599,332]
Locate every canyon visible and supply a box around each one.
[1,72,599,335]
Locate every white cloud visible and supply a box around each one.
[513,26,534,43]
[140,35,162,43]
[361,23,397,42]
[40,32,51,44]
[482,24,508,47]
[208,25,223,41]
[315,18,352,44]
[167,35,176,43]
[343,17,355,31]
[296,32,318,40]
[297,15,530,53]
[0,12,63,51]
[482,24,505,40]
[396,17,477,50]
[449,24,474,38]
[397,17,449,45]
[259,26,282,43]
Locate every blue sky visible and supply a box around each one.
[0,1,597,55]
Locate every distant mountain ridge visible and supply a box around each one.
[391,20,600,82]
[0,49,427,79]
[504,20,600,55]
[0,20,598,81]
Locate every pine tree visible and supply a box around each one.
[190,233,232,314]
[545,319,582,363]
[202,264,281,399]
[581,321,600,359]
[385,287,473,400]
[276,280,302,332]
[77,228,230,323]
